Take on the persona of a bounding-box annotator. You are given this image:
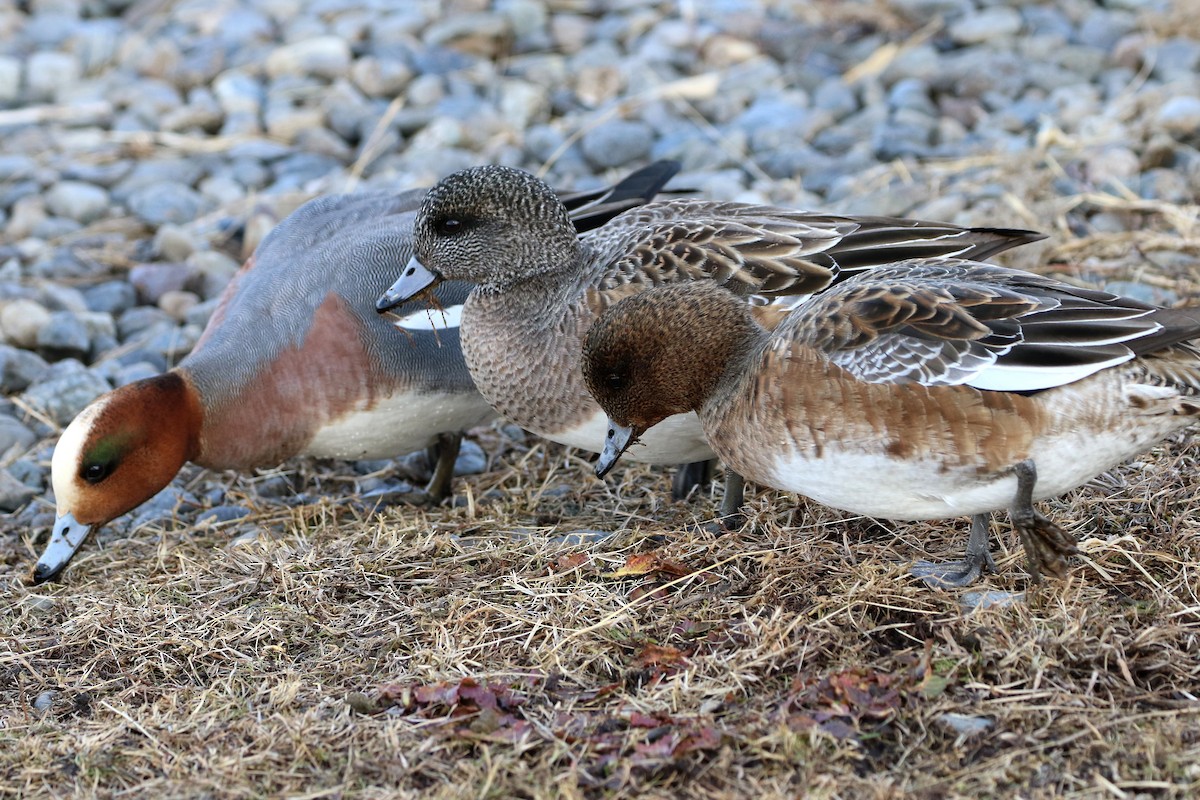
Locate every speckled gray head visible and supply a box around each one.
[410,165,582,290]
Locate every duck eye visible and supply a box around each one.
[83,462,111,484]
[605,373,625,391]
[434,217,463,236]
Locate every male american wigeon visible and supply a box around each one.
[376,164,1043,521]
[583,266,1200,585]
[37,164,679,583]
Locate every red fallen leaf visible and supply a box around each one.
[553,552,589,572]
[633,733,678,759]
[674,725,721,755]
[457,680,499,711]
[377,683,413,709]
[628,711,665,728]
[414,681,462,708]
[631,643,689,669]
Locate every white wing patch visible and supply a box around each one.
[393,304,464,331]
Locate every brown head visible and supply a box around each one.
[410,165,582,290]
[582,281,761,476]
[37,371,203,583]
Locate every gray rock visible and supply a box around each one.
[153,224,200,262]
[0,299,52,349]
[25,51,81,102]
[129,262,196,305]
[113,361,160,387]
[185,297,221,329]
[0,414,37,456]
[36,283,87,313]
[949,7,1022,45]
[144,323,201,364]
[266,36,352,80]
[83,281,138,315]
[812,80,858,120]
[580,120,655,169]
[20,368,111,427]
[0,155,36,184]
[32,217,83,239]
[36,311,92,361]
[0,345,49,392]
[127,182,206,226]
[9,458,44,491]
[1150,37,1200,81]
[0,56,20,103]
[1157,96,1200,140]
[43,180,109,224]
[195,505,251,525]
[117,307,175,339]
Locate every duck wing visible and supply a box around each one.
[785,260,1194,392]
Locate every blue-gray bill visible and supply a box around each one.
[33,512,93,584]
[595,420,635,478]
[376,256,439,313]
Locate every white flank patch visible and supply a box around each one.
[392,304,464,331]
[550,409,715,464]
[304,388,494,460]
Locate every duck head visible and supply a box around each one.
[377,166,582,312]
[583,282,759,478]
[37,372,202,583]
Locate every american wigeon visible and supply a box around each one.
[583,266,1200,585]
[38,164,678,583]
[376,164,1043,521]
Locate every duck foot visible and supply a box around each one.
[1010,460,1078,583]
[912,514,996,588]
[672,459,716,500]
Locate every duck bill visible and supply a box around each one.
[32,512,94,584]
[595,420,638,478]
[377,256,441,313]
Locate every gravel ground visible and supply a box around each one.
[0,0,1197,563]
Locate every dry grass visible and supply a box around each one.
[5,6,1200,792]
[3,417,1200,798]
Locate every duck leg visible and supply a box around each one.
[718,469,747,528]
[1008,459,1078,582]
[672,459,716,500]
[422,431,463,504]
[912,513,997,588]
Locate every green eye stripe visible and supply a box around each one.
[82,433,133,470]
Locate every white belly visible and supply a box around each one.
[766,427,1173,520]
[549,410,715,464]
[304,389,495,460]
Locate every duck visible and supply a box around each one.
[36,162,683,584]
[582,265,1200,586]
[375,164,1044,523]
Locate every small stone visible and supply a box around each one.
[453,439,487,476]
[159,290,200,322]
[117,307,174,340]
[266,37,352,80]
[37,311,91,361]
[0,467,37,511]
[83,281,138,315]
[213,70,264,115]
[350,56,412,97]
[960,590,1024,611]
[153,224,199,262]
[113,361,159,387]
[21,367,111,426]
[20,595,56,615]
[1157,96,1200,140]
[195,505,251,525]
[0,345,49,392]
[949,8,1022,45]
[580,120,654,169]
[10,458,43,491]
[43,181,109,224]
[0,56,20,103]
[0,299,52,349]
[127,182,205,226]
[33,690,56,714]
[346,691,377,715]
[25,51,80,102]
[129,262,196,305]
[229,530,262,548]
[0,414,37,456]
